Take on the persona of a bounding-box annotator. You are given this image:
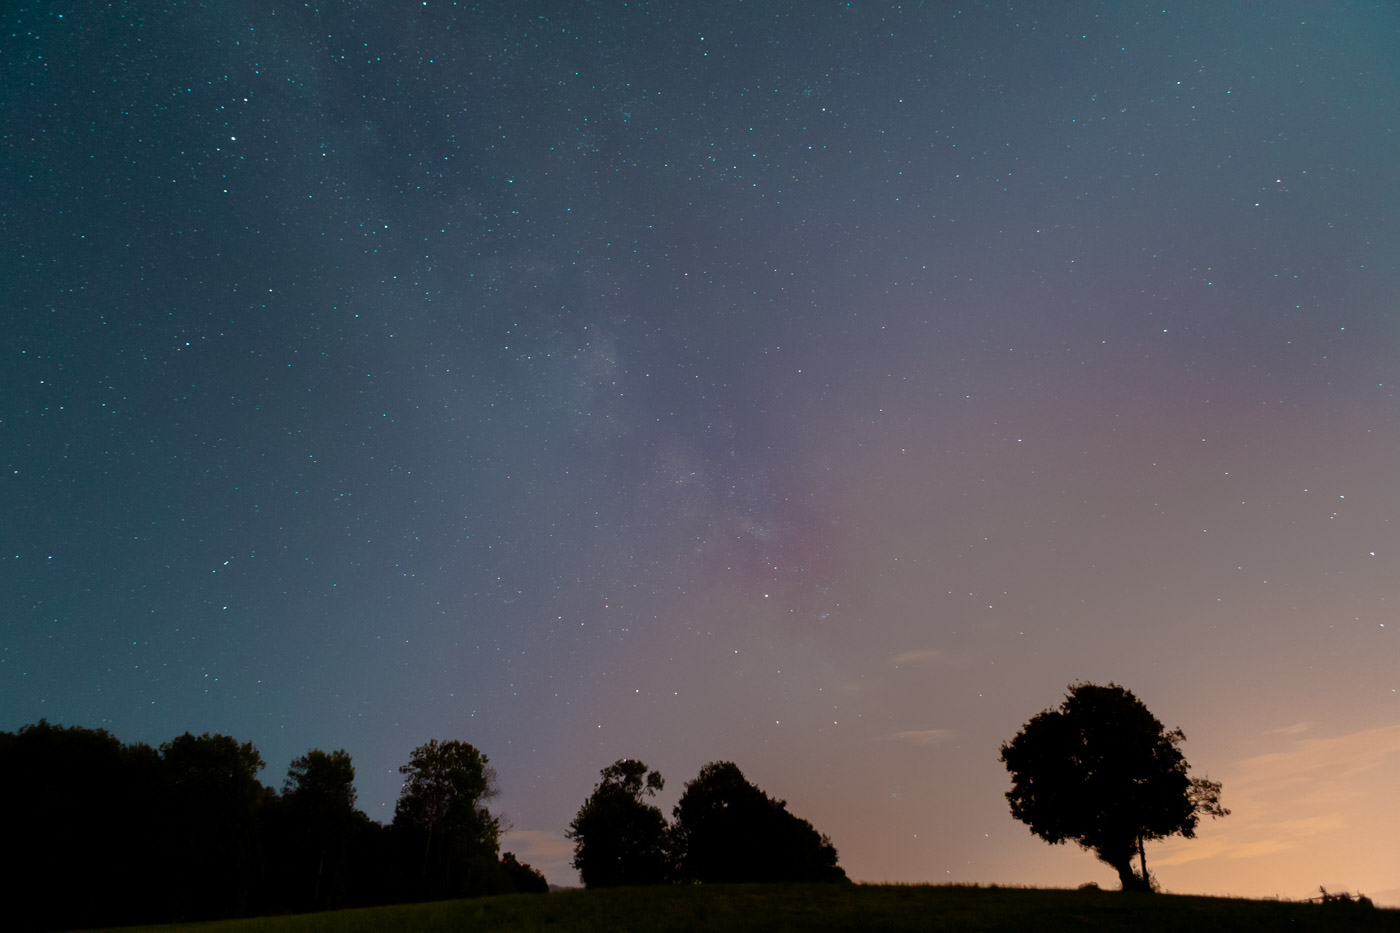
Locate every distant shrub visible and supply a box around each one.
[1317,886,1374,909]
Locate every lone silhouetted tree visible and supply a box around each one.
[567,758,670,887]
[670,761,847,883]
[999,682,1228,891]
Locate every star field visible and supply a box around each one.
[3,1,1398,900]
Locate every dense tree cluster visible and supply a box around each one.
[672,761,848,883]
[568,758,848,887]
[2,721,546,932]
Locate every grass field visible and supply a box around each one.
[87,883,1400,933]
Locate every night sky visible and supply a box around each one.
[4,1,1399,901]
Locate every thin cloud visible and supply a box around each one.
[501,829,575,860]
[1155,722,1400,869]
[500,828,577,885]
[1260,721,1312,737]
[883,728,956,746]
[1224,840,1291,860]
[890,649,945,665]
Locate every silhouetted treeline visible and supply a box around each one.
[1,721,545,932]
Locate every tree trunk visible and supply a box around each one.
[1111,857,1138,891]
[1137,834,1149,891]
[1109,849,1153,893]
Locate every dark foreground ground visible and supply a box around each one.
[85,883,1400,933]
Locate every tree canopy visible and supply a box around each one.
[567,758,670,887]
[278,748,361,910]
[159,731,269,918]
[393,738,503,898]
[670,761,847,884]
[999,682,1228,891]
[285,747,357,811]
[2,721,162,930]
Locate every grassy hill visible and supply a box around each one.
[88,883,1400,933]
